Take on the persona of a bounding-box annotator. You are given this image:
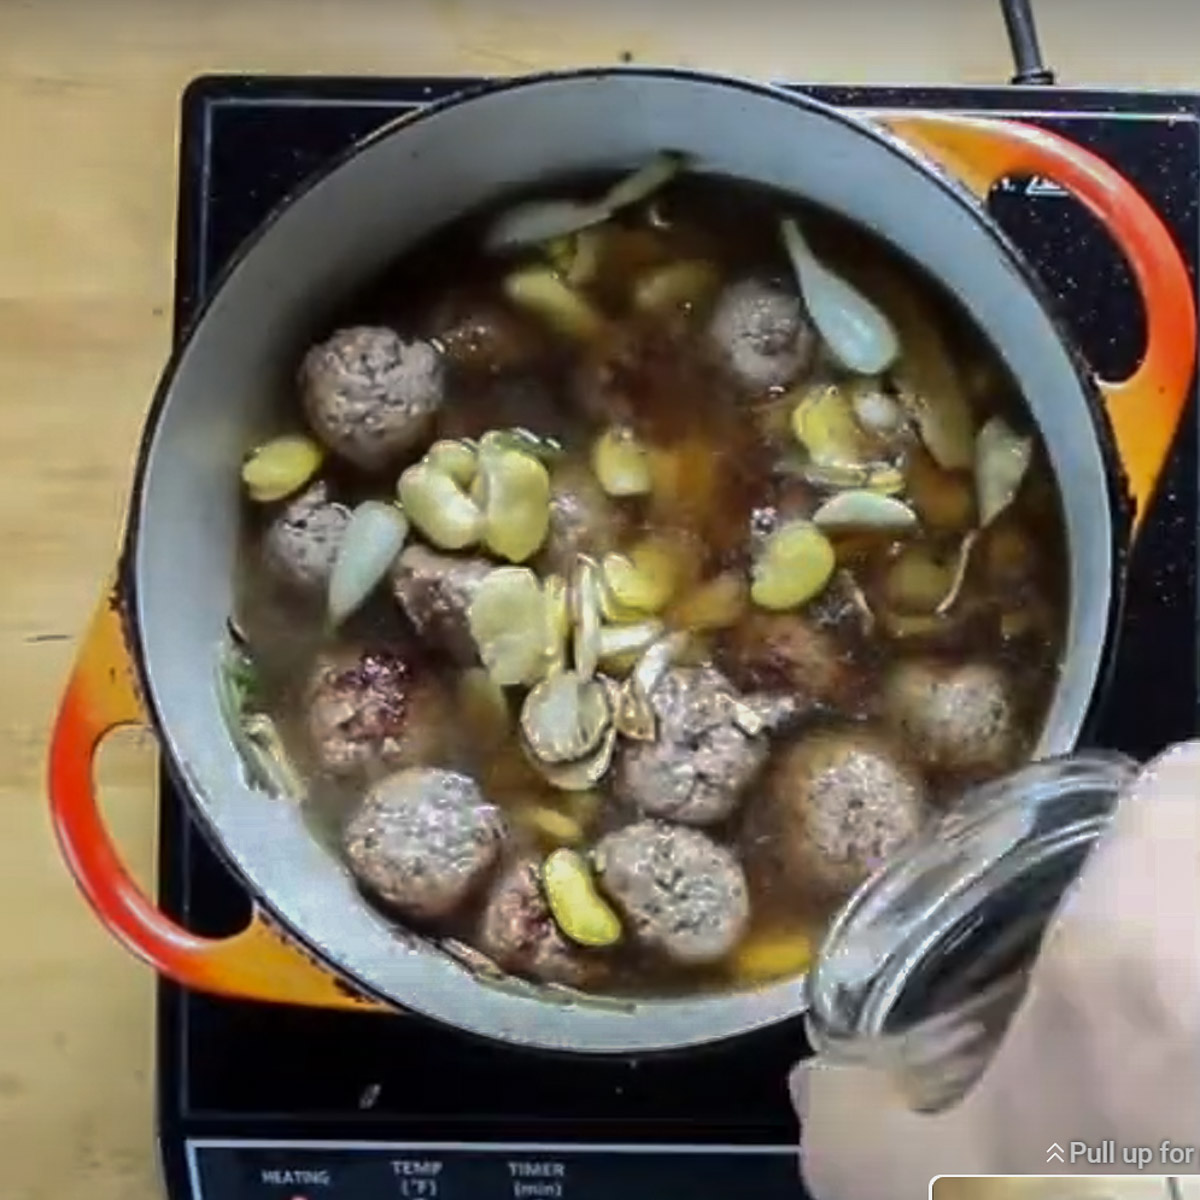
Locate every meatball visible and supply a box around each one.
[343,768,506,920]
[540,462,624,575]
[431,292,543,377]
[262,481,350,594]
[761,728,926,898]
[614,665,795,826]
[720,611,860,710]
[882,659,1017,774]
[594,822,750,966]
[477,858,598,988]
[300,326,444,470]
[305,645,446,777]
[391,544,493,665]
[708,279,817,393]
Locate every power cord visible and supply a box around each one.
[1000,0,1057,85]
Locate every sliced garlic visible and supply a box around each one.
[542,847,623,948]
[503,267,606,342]
[750,520,836,611]
[632,630,690,699]
[241,434,324,503]
[475,441,552,563]
[597,619,664,666]
[799,460,907,496]
[397,461,483,551]
[520,671,612,764]
[467,567,550,686]
[976,416,1034,528]
[612,678,658,741]
[571,557,603,680]
[812,490,920,533]
[327,500,410,626]
[591,427,653,497]
[542,572,571,673]
[535,726,619,793]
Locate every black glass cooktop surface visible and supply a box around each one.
[158,77,1200,1200]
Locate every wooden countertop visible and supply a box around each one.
[4,2,1200,1196]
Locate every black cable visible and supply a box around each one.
[1000,0,1057,85]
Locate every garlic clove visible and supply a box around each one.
[327,500,410,626]
[780,217,900,376]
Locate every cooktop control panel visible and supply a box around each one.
[186,1140,802,1199]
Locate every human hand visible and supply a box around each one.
[792,740,1200,1200]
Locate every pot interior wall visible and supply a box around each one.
[132,69,1113,1052]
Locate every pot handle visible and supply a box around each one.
[882,112,1196,533]
[48,590,387,1012]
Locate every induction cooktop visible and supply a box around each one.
[157,75,1200,1200]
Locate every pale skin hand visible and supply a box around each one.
[792,740,1200,1200]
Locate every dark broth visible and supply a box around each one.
[232,172,1067,998]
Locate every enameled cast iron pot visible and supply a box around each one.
[48,68,1196,1055]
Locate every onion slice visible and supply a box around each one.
[780,216,900,377]
[484,151,691,253]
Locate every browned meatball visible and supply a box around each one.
[431,291,544,377]
[540,462,624,575]
[477,858,599,988]
[720,611,861,711]
[708,279,817,394]
[304,645,446,777]
[762,728,926,899]
[262,481,350,595]
[391,544,493,665]
[343,768,506,921]
[614,665,795,826]
[882,659,1017,774]
[300,326,443,470]
[594,821,750,966]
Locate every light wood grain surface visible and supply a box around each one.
[4,2,1200,1196]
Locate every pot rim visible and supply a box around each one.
[117,65,1132,1052]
